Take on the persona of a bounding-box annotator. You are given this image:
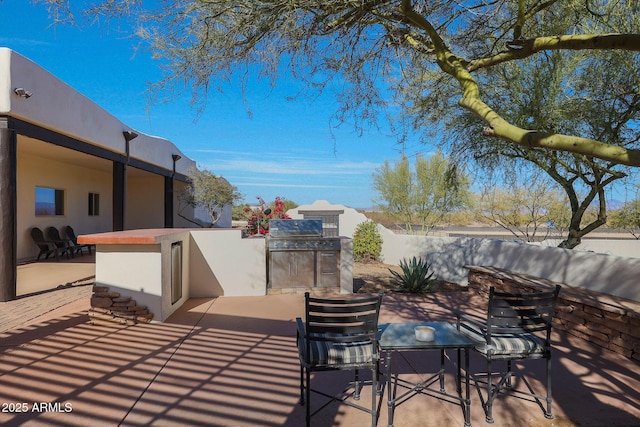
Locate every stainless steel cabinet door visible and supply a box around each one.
[317,251,339,287]
[269,251,316,288]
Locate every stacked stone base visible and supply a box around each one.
[89,285,153,326]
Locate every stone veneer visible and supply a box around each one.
[88,285,153,326]
[466,265,640,362]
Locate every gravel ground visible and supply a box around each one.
[352,261,466,294]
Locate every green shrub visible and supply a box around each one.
[353,220,383,262]
[389,256,437,294]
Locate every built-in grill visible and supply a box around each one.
[267,219,341,290]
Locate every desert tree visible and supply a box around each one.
[373,156,415,231]
[37,0,640,247]
[178,167,242,227]
[609,189,640,239]
[373,152,471,233]
[478,171,570,243]
[36,0,640,166]
[416,10,640,248]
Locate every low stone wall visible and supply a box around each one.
[89,285,154,326]
[466,265,640,362]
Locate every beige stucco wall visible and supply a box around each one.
[96,244,164,317]
[540,238,640,258]
[89,229,266,321]
[0,49,11,112]
[380,232,640,302]
[288,200,369,237]
[17,148,112,261]
[1,47,228,265]
[89,228,352,320]
[290,200,640,302]
[93,230,193,321]
[127,173,165,230]
[1,48,195,177]
[339,238,354,294]
[189,229,267,297]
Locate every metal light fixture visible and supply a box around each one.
[171,154,182,177]
[256,196,271,236]
[122,130,138,142]
[13,87,32,98]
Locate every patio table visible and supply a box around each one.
[378,321,475,427]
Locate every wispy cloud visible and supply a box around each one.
[233,182,352,189]
[188,147,378,204]
[0,37,52,47]
[190,149,380,176]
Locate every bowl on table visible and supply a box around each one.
[414,326,435,341]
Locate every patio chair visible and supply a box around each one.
[296,291,383,427]
[456,284,561,423]
[30,227,69,261]
[63,225,93,256]
[45,226,74,259]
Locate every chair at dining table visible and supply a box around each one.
[296,291,383,427]
[456,284,561,423]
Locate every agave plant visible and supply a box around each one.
[389,256,437,294]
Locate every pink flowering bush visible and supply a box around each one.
[243,196,291,236]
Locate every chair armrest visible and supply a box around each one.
[457,313,484,327]
[455,312,487,333]
[51,238,71,247]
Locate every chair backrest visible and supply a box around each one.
[304,292,383,344]
[63,225,78,243]
[486,285,561,342]
[30,227,48,248]
[46,226,64,241]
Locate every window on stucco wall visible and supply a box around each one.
[35,186,65,216]
[88,192,100,216]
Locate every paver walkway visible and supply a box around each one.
[0,283,93,333]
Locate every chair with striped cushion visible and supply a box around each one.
[456,284,561,423]
[296,291,383,427]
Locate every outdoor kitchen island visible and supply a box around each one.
[266,219,353,294]
[78,228,196,323]
[79,227,353,322]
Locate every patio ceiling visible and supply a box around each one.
[19,136,150,177]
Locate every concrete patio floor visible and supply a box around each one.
[16,253,95,297]
[1,285,639,427]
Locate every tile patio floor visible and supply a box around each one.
[1,266,639,426]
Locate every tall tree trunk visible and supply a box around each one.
[558,233,581,249]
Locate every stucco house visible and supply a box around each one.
[0,47,204,301]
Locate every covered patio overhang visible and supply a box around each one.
[0,47,197,301]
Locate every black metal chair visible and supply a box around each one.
[30,227,69,261]
[63,225,93,256]
[45,226,74,259]
[296,291,383,427]
[456,284,561,423]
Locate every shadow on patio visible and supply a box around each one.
[1,292,639,426]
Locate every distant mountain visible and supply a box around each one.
[35,202,56,216]
[608,199,625,210]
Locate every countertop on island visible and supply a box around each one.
[78,228,235,245]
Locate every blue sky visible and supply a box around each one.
[0,1,431,209]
